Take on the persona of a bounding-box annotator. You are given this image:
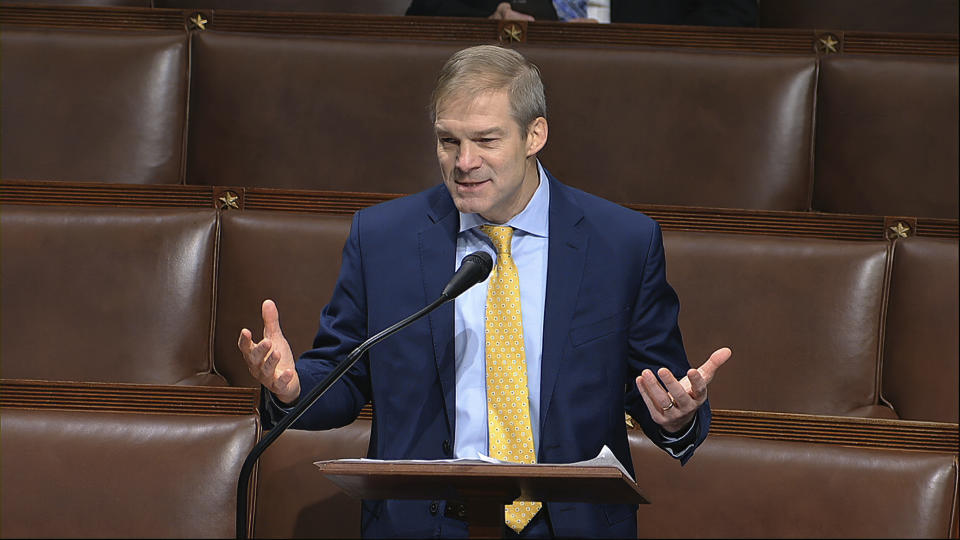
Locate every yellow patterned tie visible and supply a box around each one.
[481,225,542,533]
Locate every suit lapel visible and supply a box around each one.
[418,186,460,438]
[539,175,588,444]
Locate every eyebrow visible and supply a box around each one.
[434,126,507,138]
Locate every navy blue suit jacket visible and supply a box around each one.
[275,172,710,537]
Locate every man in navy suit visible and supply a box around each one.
[239,44,730,538]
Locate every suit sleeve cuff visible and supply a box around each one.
[659,416,698,459]
[260,386,300,428]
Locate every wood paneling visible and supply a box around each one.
[0,378,258,416]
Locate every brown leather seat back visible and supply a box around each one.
[186,33,454,193]
[663,231,891,416]
[0,406,258,538]
[629,429,960,538]
[0,28,189,184]
[0,205,222,385]
[882,237,959,423]
[529,47,817,210]
[187,34,817,213]
[215,210,353,386]
[255,422,371,538]
[814,54,959,218]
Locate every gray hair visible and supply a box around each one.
[430,45,546,132]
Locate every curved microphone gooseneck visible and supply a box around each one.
[236,251,493,538]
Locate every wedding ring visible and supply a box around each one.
[661,401,675,412]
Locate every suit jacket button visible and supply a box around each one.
[442,439,452,455]
[429,501,439,515]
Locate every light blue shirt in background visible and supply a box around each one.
[453,162,550,460]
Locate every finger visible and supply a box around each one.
[634,373,667,422]
[638,369,674,412]
[261,342,280,377]
[239,329,270,367]
[698,347,732,383]
[243,336,272,374]
[262,299,283,339]
[238,328,254,353]
[276,368,294,388]
[657,367,691,409]
[686,368,707,403]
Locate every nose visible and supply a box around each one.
[455,142,481,172]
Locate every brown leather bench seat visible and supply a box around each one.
[663,230,895,418]
[628,427,960,538]
[248,417,960,538]
[214,210,354,387]
[1,196,956,535]
[0,204,225,385]
[254,421,373,538]
[187,33,817,212]
[814,54,959,219]
[185,33,456,195]
[0,27,189,185]
[0,381,260,538]
[882,236,959,423]
[2,11,956,220]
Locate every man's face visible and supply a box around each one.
[434,89,547,224]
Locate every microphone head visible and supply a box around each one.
[441,251,493,300]
[463,250,493,278]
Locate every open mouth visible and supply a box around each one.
[455,178,490,191]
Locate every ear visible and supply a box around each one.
[525,116,548,157]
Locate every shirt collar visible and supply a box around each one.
[458,160,550,238]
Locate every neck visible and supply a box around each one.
[484,157,540,224]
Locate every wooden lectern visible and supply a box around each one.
[315,460,647,538]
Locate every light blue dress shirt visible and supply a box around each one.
[453,162,550,460]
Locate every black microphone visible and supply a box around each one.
[236,252,493,538]
[442,251,493,300]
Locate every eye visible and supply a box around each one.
[439,137,460,146]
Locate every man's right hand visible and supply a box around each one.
[238,299,301,405]
[489,2,535,21]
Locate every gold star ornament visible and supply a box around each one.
[818,34,839,54]
[888,222,911,238]
[190,13,208,30]
[219,191,239,210]
[502,24,523,43]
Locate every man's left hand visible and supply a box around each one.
[635,347,732,434]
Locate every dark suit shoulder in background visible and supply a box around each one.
[407,0,757,27]
[613,0,758,27]
[405,0,503,17]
